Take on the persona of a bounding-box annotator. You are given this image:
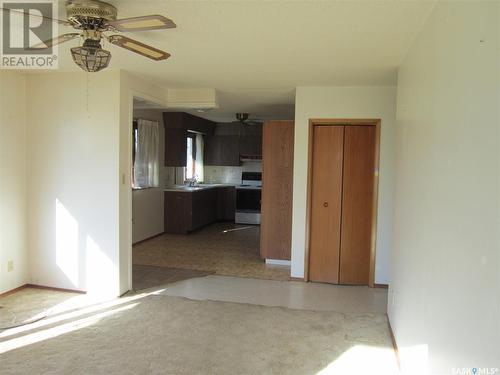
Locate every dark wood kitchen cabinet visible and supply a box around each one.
[191,189,218,230]
[163,112,216,167]
[239,135,262,157]
[217,186,236,221]
[163,112,216,134]
[164,127,187,167]
[165,190,217,234]
[164,186,236,234]
[204,135,240,166]
[164,191,191,233]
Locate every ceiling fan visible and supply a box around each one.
[236,113,263,126]
[1,0,176,72]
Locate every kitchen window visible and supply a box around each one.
[185,132,204,181]
[132,119,160,189]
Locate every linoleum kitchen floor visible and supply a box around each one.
[133,222,291,281]
[132,265,212,291]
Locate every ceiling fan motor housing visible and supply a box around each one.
[236,113,250,122]
[66,0,117,29]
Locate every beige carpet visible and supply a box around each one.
[0,289,398,375]
[133,223,291,281]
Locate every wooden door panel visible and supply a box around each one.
[340,126,376,285]
[308,126,344,283]
[260,121,294,260]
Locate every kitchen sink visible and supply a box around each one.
[166,184,221,192]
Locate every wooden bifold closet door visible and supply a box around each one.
[308,126,344,283]
[308,124,376,285]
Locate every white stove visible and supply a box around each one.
[235,172,262,224]
[236,184,262,190]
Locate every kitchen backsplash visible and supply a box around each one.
[163,162,262,186]
[204,161,262,184]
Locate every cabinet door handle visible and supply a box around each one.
[323,202,328,208]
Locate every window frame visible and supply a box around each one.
[185,132,197,179]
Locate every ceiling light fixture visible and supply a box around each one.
[71,38,111,72]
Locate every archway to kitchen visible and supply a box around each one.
[129,96,294,292]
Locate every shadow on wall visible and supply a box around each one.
[54,199,117,297]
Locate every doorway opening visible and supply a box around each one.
[130,100,294,291]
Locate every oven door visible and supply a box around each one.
[236,188,261,212]
[235,188,262,224]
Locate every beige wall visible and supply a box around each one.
[26,72,121,297]
[0,70,168,297]
[390,2,500,373]
[119,72,168,294]
[0,72,28,294]
[0,69,211,296]
[292,86,397,284]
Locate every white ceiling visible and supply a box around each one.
[57,0,435,121]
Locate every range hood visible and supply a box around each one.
[240,154,262,162]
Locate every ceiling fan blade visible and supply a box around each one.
[106,35,170,61]
[0,7,71,26]
[107,15,176,32]
[30,33,80,50]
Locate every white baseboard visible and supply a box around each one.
[265,259,291,266]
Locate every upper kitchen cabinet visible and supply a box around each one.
[204,135,240,166]
[239,135,262,158]
[163,112,216,167]
[239,123,262,159]
[163,112,216,133]
[204,122,263,166]
[164,127,187,167]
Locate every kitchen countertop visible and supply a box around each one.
[163,184,234,192]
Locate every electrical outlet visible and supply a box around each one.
[7,260,13,272]
[392,291,396,306]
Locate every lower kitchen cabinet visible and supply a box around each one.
[164,186,236,234]
[164,191,191,234]
[191,189,218,230]
[217,186,236,221]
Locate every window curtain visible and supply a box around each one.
[194,133,204,182]
[133,119,159,188]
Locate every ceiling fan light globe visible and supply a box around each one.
[71,46,111,72]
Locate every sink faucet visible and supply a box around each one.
[185,177,198,187]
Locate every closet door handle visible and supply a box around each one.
[323,202,329,208]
